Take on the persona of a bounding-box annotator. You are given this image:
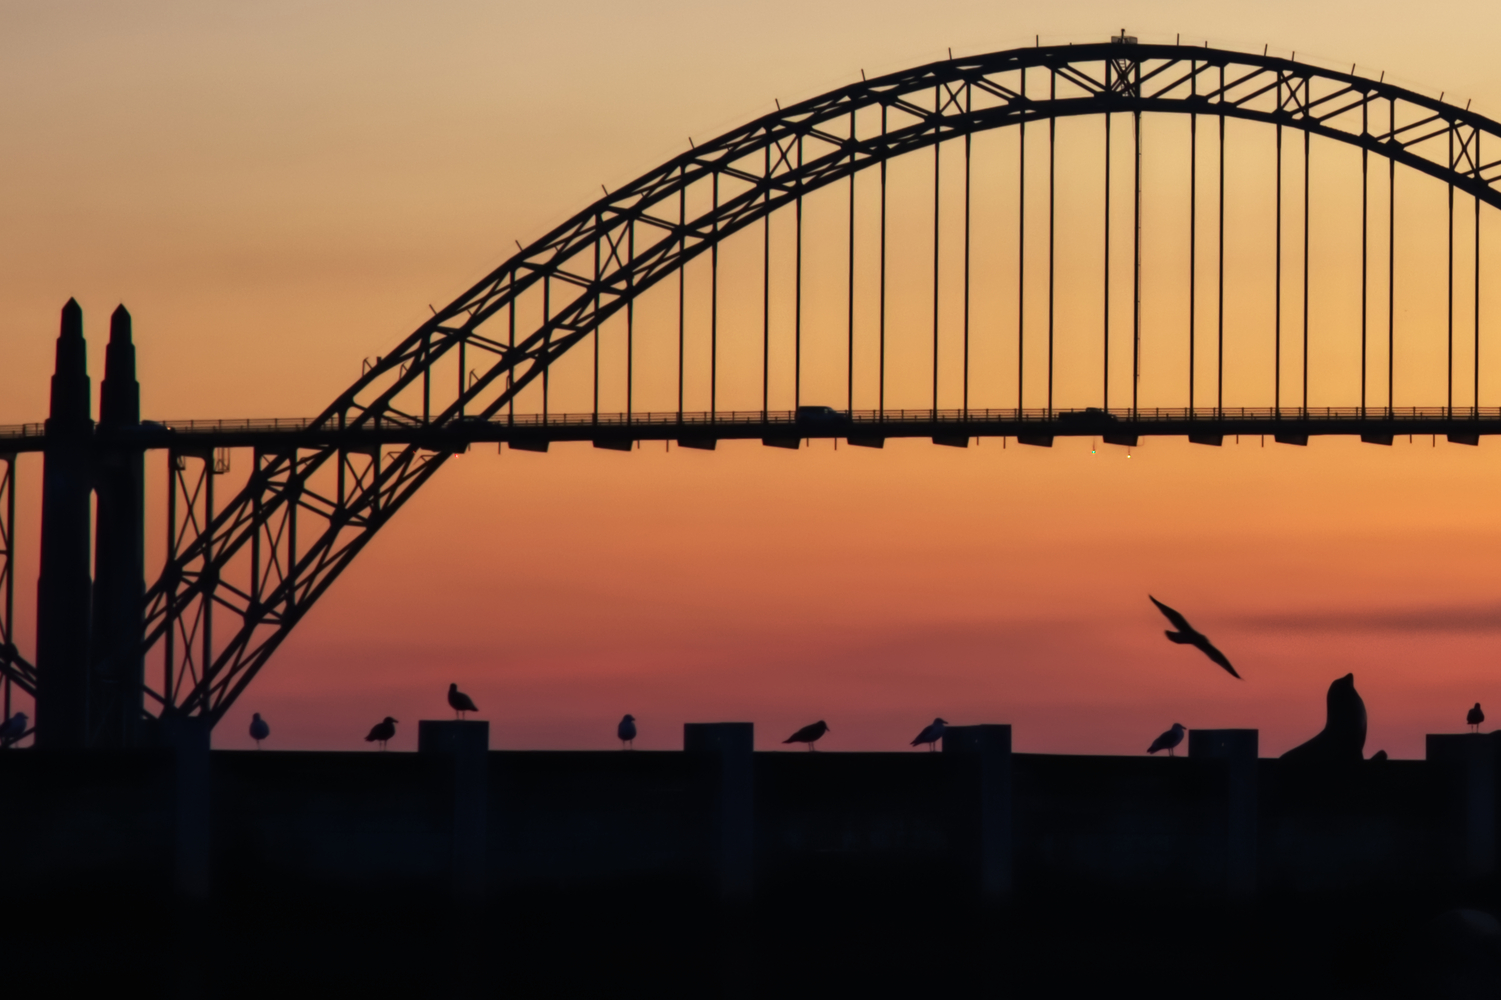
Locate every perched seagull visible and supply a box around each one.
[1149,596,1241,679]
[365,717,398,750]
[784,720,829,751]
[1469,703,1485,733]
[618,714,637,749]
[249,713,270,749]
[911,718,948,752]
[0,711,28,747]
[1148,723,1187,757]
[448,683,479,720]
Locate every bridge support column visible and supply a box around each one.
[1189,728,1258,899]
[0,453,19,719]
[685,722,754,1000]
[418,720,490,901]
[34,300,93,750]
[154,714,212,900]
[942,724,1013,907]
[684,722,754,901]
[91,305,145,748]
[1427,733,1497,880]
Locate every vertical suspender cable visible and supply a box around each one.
[1275,99,1283,414]
[677,167,685,420]
[1388,98,1396,414]
[762,144,770,418]
[795,137,804,410]
[848,114,856,413]
[1302,123,1310,411]
[712,171,720,421]
[933,96,942,415]
[593,216,601,422]
[1104,58,1113,410]
[1132,101,1141,416]
[1048,67,1056,417]
[542,276,550,422]
[1217,64,1225,413]
[507,282,516,426]
[1018,69,1027,412]
[1477,132,1482,413]
[1189,62,1197,414]
[1361,103,1368,415]
[1449,127,1455,416]
[627,218,635,424]
[963,88,972,415]
[880,104,889,416]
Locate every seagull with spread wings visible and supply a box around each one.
[1149,595,1241,680]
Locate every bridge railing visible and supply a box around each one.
[4,405,1501,445]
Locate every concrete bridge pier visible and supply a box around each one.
[684,723,754,999]
[942,724,1013,907]
[155,714,211,901]
[1427,732,1498,880]
[1189,728,1259,899]
[418,720,491,902]
[684,722,754,901]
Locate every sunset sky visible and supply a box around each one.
[4,0,1501,757]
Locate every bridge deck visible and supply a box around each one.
[2,406,1500,452]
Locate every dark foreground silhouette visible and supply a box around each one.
[1147,722,1186,756]
[1149,595,1240,679]
[1282,673,1369,762]
[10,879,1499,999]
[783,720,828,750]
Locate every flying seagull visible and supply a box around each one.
[1149,596,1240,679]
[911,718,948,752]
[1469,703,1485,733]
[448,683,479,720]
[249,712,270,748]
[1148,723,1187,756]
[365,717,398,750]
[618,714,637,749]
[0,711,28,747]
[784,720,829,751]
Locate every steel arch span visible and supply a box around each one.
[136,39,1501,725]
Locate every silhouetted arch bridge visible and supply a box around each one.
[3,37,1501,744]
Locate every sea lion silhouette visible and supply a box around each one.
[1280,672,1367,763]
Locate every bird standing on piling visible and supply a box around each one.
[618,714,636,749]
[911,718,948,752]
[365,717,398,750]
[784,720,829,751]
[1149,596,1240,679]
[0,711,28,747]
[1469,703,1485,733]
[249,713,270,748]
[448,683,478,720]
[1148,723,1187,757]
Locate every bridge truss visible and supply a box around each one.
[7,38,1501,728]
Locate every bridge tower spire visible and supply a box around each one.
[34,299,93,749]
[91,304,145,747]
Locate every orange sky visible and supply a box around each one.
[4,0,1501,756]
